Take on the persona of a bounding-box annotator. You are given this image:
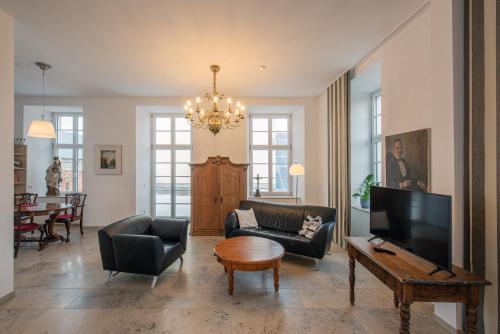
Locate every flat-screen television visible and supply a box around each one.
[370,186,452,272]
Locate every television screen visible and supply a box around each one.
[370,186,452,272]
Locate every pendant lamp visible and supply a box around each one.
[27,62,56,138]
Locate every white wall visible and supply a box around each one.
[15,96,321,226]
[312,91,329,206]
[0,8,14,300]
[135,108,152,216]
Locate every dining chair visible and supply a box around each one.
[14,195,44,258]
[52,193,87,241]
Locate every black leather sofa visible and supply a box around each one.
[224,200,336,269]
[98,215,189,288]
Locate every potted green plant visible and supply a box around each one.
[353,174,375,209]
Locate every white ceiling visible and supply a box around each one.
[0,0,427,97]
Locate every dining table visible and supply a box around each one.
[16,202,73,250]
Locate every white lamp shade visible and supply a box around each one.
[27,120,56,138]
[289,163,305,176]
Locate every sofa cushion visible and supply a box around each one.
[239,201,305,232]
[234,208,259,228]
[229,227,320,258]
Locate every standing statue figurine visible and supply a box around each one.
[254,173,262,197]
[46,157,62,196]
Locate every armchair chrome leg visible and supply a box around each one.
[106,270,113,281]
[314,259,320,271]
[151,276,159,289]
[180,256,184,263]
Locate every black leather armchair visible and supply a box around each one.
[98,215,188,288]
[225,201,336,269]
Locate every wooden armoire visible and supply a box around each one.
[190,156,248,236]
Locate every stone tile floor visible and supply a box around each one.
[1,227,449,333]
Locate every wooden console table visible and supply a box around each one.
[345,237,491,334]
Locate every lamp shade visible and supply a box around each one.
[27,120,56,138]
[289,163,305,176]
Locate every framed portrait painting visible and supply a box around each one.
[385,129,430,192]
[94,145,122,175]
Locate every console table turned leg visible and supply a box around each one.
[465,303,478,334]
[393,291,399,308]
[399,303,411,334]
[349,256,355,306]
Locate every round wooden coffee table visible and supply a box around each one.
[214,236,285,295]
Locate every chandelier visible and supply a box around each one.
[184,65,245,135]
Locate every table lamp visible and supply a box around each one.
[289,163,305,205]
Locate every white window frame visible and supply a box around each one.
[249,114,292,196]
[371,91,382,185]
[53,113,83,193]
[151,114,192,218]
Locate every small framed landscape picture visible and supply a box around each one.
[94,145,122,175]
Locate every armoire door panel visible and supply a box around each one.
[197,174,219,230]
[191,163,219,232]
[219,164,247,229]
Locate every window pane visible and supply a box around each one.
[156,117,171,131]
[156,149,171,163]
[376,141,382,162]
[175,150,191,163]
[156,131,171,145]
[155,175,171,205]
[175,117,190,131]
[58,148,73,193]
[175,131,191,145]
[272,165,289,192]
[376,115,381,135]
[377,163,382,184]
[272,118,288,132]
[272,132,288,145]
[77,149,83,192]
[155,187,171,204]
[77,130,83,145]
[252,118,268,131]
[57,130,74,144]
[78,116,84,130]
[156,163,171,176]
[252,163,268,178]
[175,204,190,217]
[156,204,171,217]
[272,150,288,164]
[175,177,191,191]
[252,132,268,145]
[175,163,190,176]
[156,176,171,188]
[376,96,382,115]
[58,116,73,130]
[252,150,268,164]
[175,191,190,204]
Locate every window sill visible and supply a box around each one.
[352,205,370,213]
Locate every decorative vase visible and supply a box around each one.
[360,198,370,209]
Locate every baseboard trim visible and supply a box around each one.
[0,291,15,305]
[433,314,462,334]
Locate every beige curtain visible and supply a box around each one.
[327,72,350,248]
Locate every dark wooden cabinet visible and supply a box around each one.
[190,156,248,236]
